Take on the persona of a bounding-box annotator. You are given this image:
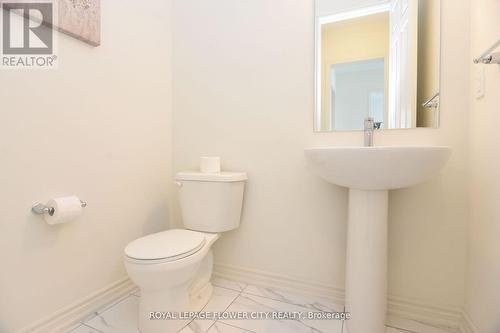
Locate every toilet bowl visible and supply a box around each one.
[125,230,220,333]
[124,170,247,333]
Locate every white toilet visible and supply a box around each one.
[124,170,247,333]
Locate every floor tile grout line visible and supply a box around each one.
[413,319,457,333]
[177,291,213,333]
[176,299,214,333]
[205,320,217,332]
[177,283,246,333]
[238,283,344,313]
[240,289,342,313]
[81,294,138,331]
[222,285,346,333]
[386,325,418,333]
[80,322,106,333]
[93,293,136,318]
[66,323,83,333]
[216,321,257,333]
[221,288,243,314]
[237,289,345,317]
[212,286,246,293]
[211,284,253,333]
[212,283,247,294]
[74,293,137,331]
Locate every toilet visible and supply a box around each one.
[124,170,247,333]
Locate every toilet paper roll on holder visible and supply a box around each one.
[32,200,87,216]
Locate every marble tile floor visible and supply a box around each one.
[68,278,456,333]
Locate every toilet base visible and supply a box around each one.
[190,281,213,311]
[138,281,214,333]
[135,251,216,333]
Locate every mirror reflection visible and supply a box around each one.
[315,0,441,131]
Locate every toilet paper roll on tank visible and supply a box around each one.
[200,157,221,173]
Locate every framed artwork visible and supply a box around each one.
[57,0,100,46]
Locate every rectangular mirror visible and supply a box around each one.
[315,0,441,131]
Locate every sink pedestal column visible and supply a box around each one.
[345,189,388,333]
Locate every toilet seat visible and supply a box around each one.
[125,229,206,263]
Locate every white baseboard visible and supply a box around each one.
[214,262,346,304]
[386,293,463,331]
[16,265,480,333]
[18,277,136,333]
[214,263,465,332]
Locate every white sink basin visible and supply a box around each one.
[304,146,451,190]
[304,145,451,333]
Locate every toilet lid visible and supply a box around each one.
[125,229,206,261]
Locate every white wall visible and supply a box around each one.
[173,0,469,310]
[0,1,173,331]
[465,0,500,331]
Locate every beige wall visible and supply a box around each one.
[173,0,469,311]
[417,0,441,127]
[0,0,173,331]
[320,13,389,130]
[465,0,500,331]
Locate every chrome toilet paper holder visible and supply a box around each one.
[32,200,87,216]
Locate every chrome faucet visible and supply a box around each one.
[364,117,375,147]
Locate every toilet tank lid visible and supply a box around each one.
[176,171,247,182]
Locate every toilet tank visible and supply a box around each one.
[175,171,247,233]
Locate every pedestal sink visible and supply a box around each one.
[304,146,451,333]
